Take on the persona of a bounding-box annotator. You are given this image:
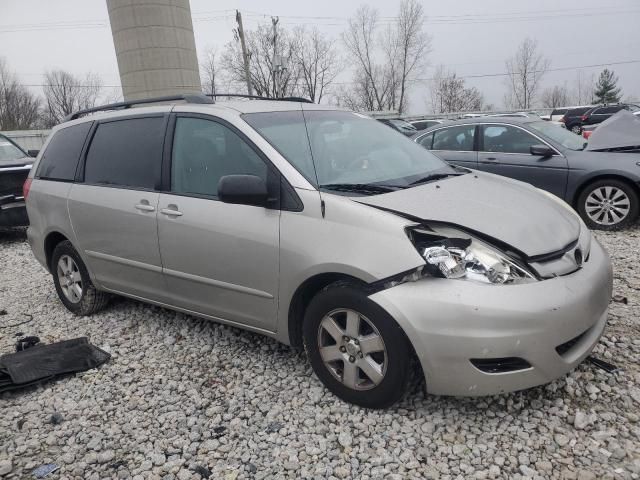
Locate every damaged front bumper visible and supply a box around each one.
[368,237,612,396]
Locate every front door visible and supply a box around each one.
[68,115,167,300]
[476,124,568,198]
[157,115,280,332]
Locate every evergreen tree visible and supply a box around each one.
[593,69,622,103]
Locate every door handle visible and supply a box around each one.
[160,206,183,217]
[135,203,155,212]
[483,157,498,161]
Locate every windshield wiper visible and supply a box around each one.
[408,172,463,186]
[320,183,399,194]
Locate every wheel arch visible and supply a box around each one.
[572,174,640,209]
[287,273,367,348]
[44,231,71,272]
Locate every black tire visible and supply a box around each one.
[303,282,412,409]
[51,240,109,315]
[569,124,582,134]
[577,179,639,230]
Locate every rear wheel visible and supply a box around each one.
[52,241,109,315]
[303,283,412,408]
[571,124,582,134]
[577,180,639,230]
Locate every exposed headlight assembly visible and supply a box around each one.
[408,226,535,285]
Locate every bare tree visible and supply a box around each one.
[541,84,571,108]
[429,65,483,113]
[342,5,386,110]
[342,2,430,113]
[395,0,430,113]
[42,70,102,126]
[221,24,301,98]
[292,27,341,103]
[504,37,550,109]
[0,58,41,130]
[200,47,219,97]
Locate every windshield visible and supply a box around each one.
[243,110,453,190]
[0,136,28,164]
[528,121,587,151]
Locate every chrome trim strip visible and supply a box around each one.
[0,165,32,172]
[85,250,162,273]
[100,287,277,336]
[163,267,274,299]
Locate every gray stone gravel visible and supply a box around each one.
[0,226,639,480]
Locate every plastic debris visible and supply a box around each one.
[32,464,59,478]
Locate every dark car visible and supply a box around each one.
[413,118,640,230]
[581,104,640,128]
[377,118,418,136]
[561,106,594,134]
[409,119,450,131]
[0,134,35,227]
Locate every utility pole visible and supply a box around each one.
[271,16,279,98]
[236,10,253,96]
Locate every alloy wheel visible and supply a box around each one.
[56,254,83,303]
[317,308,388,391]
[585,186,631,226]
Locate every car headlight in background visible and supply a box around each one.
[407,226,535,285]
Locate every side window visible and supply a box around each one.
[432,125,475,151]
[482,125,539,154]
[418,132,434,149]
[84,117,165,189]
[171,117,267,198]
[36,122,92,181]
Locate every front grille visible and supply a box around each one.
[0,169,29,197]
[470,357,532,374]
[556,329,588,356]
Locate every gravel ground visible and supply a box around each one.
[0,227,639,480]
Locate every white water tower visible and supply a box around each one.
[106,0,201,100]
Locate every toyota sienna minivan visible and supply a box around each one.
[25,95,613,408]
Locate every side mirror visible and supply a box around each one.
[218,174,268,207]
[27,149,39,158]
[530,144,554,158]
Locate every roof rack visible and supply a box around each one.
[205,93,314,104]
[64,93,213,122]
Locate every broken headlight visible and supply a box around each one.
[409,227,535,285]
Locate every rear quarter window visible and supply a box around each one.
[36,122,92,181]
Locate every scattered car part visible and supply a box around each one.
[32,464,59,479]
[0,337,110,393]
[587,355,619,374]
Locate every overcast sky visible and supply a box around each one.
[1,0,639,113]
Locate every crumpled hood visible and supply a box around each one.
[355,172,581,258]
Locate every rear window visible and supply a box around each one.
[84,116,165,190]
[36,123,92,181]
[551,108,568,116]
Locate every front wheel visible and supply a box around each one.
[303,283,413,409]
[577,180,639,230]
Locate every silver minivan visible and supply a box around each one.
[25,96,613,408]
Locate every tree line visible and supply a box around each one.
[0,1,630,131]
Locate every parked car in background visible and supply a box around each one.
[413,117,640,229]
[581,104,640,128]
[561,106,594,134]
[0,133,35,227]
[377,118,418,136]
[550,106,590,122]
[488,112,541,119]
[409,119,450,131]
[25,95,613,408]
